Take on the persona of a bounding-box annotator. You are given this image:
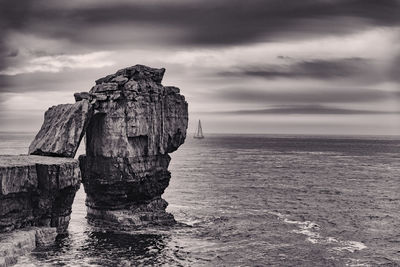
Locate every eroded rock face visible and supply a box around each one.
[79,65,188,229]
[0,155,81,233]
[28,100,92,158]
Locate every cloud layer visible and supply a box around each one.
[0,52,114,76]
[220,58,370,80]
[2,0,400,50]
[0,0,399,134]
[211,105,400,115]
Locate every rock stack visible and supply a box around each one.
[78,65,188,229]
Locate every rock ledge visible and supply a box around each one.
[0,155,81,233]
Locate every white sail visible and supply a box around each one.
[194,120,204,139]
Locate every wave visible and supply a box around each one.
[269,211,367,253]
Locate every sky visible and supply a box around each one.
[0,0,399,135]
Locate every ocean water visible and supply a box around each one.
[1,132,399,266]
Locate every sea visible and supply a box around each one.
[1,132,399,266]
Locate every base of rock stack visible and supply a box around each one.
[0,227,57,267]
[86,198,176,231]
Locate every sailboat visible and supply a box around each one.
[194,120,204,139]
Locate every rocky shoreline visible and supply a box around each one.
[0,155,81,266]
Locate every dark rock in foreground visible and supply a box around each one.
[79,65,188,229]
[0,155,81,233]
[28,100,92,158]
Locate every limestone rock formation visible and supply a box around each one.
[0,64,186,265]
[79,65,188,229]
[0,155,81,233]
[28,100,92,158]
[1,64,186,240]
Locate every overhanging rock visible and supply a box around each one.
[28,100,92,158]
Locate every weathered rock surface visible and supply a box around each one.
[28,100,92,158]
[79,65,188,229]
[0,227,57,267]
[0,155,81,233]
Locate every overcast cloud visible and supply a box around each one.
[0,0,399,134]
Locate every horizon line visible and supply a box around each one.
[1,130,399,138]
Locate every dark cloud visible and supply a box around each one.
[215,87,398,104]
[0,0,34,65]
[1,0,398,82]
[211,105,400,115]
[2,0,400,49]
[0,68,109,94]
[220,58,370,80]
[6,50,19,58]
[389,54,400,82]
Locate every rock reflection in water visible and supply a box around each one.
[27,231,175,266]
[80,232,168,266]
